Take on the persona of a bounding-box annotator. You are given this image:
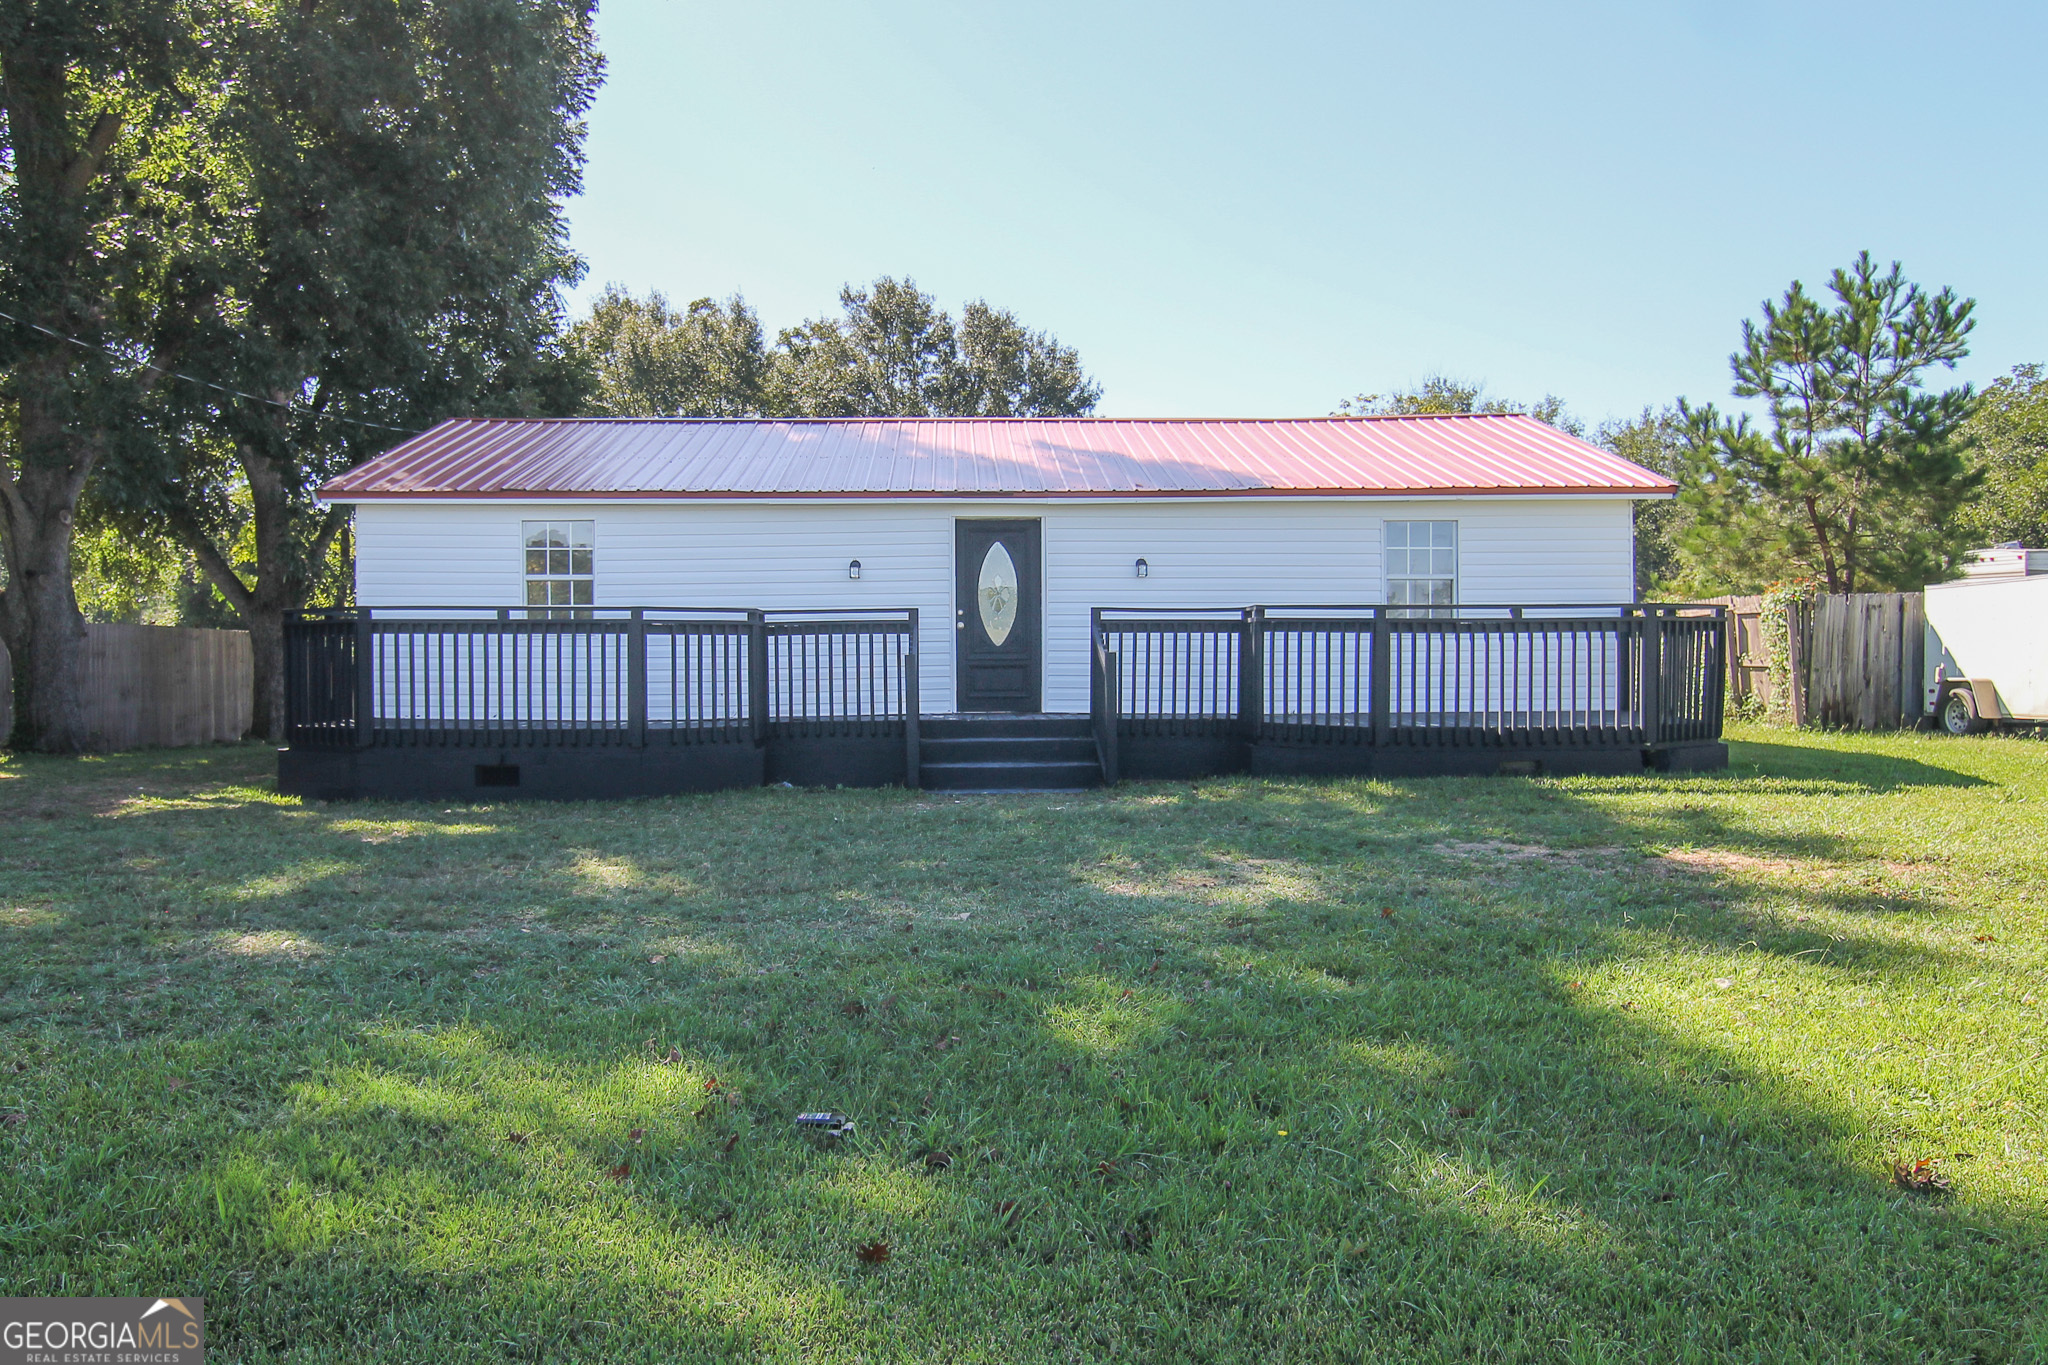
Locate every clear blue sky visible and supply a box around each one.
[564,0,2046,426]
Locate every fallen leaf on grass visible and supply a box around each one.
[1565,981,1584,992]
[1380,907,1395,920]
[650,955,667,964]
[1893,1158,1950,1194]
[504,1131,529,1145]
[932,1035,961,1052]
[856,1240,892,1264]
[607,1162,631,1182]
[1620,1001,1639,1011]
[656,1046,681,1065]
[628,1128,646,1144]
[721,1133,740,1155]
[996,1199,1022,1226]
[1973,934,1996,943]
[1117,988,1133,1001]
[923,1150,953,1171]
[167,1077,190,1091]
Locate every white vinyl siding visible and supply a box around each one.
[352,496,1637,712]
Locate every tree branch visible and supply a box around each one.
[167,509,256,617]
[59,111,123,201]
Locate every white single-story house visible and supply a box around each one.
[321,413,1672,717]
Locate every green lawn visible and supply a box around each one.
[1,724,2043,1363]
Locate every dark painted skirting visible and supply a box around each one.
[1135,736,1727,781]
[763,735,910,789]
[278,729,1725,801]
[279,744,766,802]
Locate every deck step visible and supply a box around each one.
[918,759,1101,792]
[915,714,1099,789]
[920,713,1094,741]
[919,734,1098,764]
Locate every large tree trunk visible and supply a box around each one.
[0,471,90,752]
[0,34,140,752]
[176,442,347,742]
[244,604,287,742]
[0,372,99,752]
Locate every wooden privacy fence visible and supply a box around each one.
[0,624,251,750]
[1700,595,1772,712]
[1786,593,1925,730]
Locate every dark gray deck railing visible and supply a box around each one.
[284,607,919,754]
[1090,604,1725,753]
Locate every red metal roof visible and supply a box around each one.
[319,414,1675,501]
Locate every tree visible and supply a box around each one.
[96,0,601,738]
[1595,407,1693,595]
[568,285,768,417]
[568,276,1102,419]
[1955,364,2048,549]
[770,277,1101,417]
[1677,253,1980,594]
[1336,374,1578,428]
[0,0,204,749]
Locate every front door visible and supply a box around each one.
[954,519,1042,712]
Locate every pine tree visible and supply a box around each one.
[1678,253,1980,593]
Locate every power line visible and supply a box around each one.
[0,305,423,436]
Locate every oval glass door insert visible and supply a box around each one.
[977,541,1019,646]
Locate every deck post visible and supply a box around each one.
[903,611,920,788]
[352,608,375,749]
[1238,607,1264,742]
[1640,607,1664,747]
[628,609,647,748]
[1370,608,1390,750]
[1103,651,1120,786]
[747,609,769,747]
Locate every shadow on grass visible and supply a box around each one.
[1726,737,1990,791]
[0,742,2042,1361]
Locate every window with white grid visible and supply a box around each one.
[523,520,594,619]
[1385,520,1457,613]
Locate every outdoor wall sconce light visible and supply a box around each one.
[1135,558,1149,578]
[848,559,862,580]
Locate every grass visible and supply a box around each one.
[0,723,2044,1363]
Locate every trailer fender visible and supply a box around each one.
[1937,682,1995,736]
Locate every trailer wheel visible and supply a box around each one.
[1939,687,1988,736]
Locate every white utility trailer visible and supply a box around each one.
[1924,572,2048,734]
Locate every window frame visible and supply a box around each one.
[522,519,596,619]
[1383,519,1458,616]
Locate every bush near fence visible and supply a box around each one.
[1,624,252,751]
